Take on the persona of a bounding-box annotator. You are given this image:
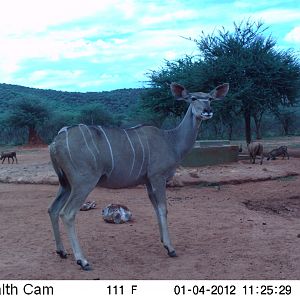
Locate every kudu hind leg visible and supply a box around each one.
[148,177,177,257]
[59,180,98,270]
[48,185,70,258]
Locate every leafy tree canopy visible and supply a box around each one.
[4,96,51,144]
[6,97,50,129]
[77,103,118,126]
[139,20,300,141]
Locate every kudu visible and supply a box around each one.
[48,82,229,270]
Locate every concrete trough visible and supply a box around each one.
[194,140,231,147]
[182,141,239,167]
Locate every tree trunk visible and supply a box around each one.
[28,127,44,145]
[244,110,252,144]
[282,119,289,136]
[253,113,262,140]
[227,123,233,140]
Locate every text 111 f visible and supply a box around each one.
[107,285,138,295]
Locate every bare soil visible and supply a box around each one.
[1,145,300,279]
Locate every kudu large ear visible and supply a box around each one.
[170,82,189,101]
[209,83,229,100]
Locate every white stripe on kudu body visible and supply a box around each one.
[141,128,151,166]
[79,124,97,165]
[135,130,145,178]
[58,127,75,167]
[49,82,229,271]
[97,126,114,176]
[123,129,136,176]
[85,125,101,156]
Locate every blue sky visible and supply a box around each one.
[0,0,299,92]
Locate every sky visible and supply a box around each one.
[0,0,299,92]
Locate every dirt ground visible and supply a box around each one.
[1,145,300,279]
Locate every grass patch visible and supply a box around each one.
[195,182,221,189]
[277,175,297,182]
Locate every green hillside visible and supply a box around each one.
[0,83,148,145]
[0,82,299,146]
[0,83,145,115]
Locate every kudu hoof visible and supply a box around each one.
[77,260,92,271]
[164,246,177,257]
[168,250,177,257]
[56,250,68,259]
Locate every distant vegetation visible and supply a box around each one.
[0,84,145,144]
[0,20,299,146]
[139,20,300,144]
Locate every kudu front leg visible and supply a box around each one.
[148,177,177,257]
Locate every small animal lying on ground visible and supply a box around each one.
[247,141,264,164]
[267,146,289,160]
[102,204,132,224]
[80,201,96,211]
[0,151,18,164]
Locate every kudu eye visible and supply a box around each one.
[191,96,197,101]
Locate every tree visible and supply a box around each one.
[77,103,117,126]
[6,97,50,144]
[195,20,300,143]
[40,111,78,143]
[140,20,300,143]
[271,105,296,136]
[137,56,206,127]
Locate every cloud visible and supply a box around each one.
[140,10,199,26]
[253,9,300,24]
[78,74,120,89]
[1,0,299,92]
[28,69,83,82]
[0,0,129,35]
[285,26,300,44]
[0,60,20,83]
[0,0,216,92]
[233,0,295,9]
[15,69,84,90]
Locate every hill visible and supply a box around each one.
[0,83,146,116]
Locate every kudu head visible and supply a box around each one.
[170,82,229,120]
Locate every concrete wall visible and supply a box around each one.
[194,140,230,147]
[181,144,239,167]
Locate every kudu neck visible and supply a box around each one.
[165,104,201,160]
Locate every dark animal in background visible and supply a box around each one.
[267,146,289,160]
[247,142,264,164]
[0,151,18,164]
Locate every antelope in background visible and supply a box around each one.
[267,145,289,160]
[247,142,264,164]
[48,82,229,270]
[1,151,18,164]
